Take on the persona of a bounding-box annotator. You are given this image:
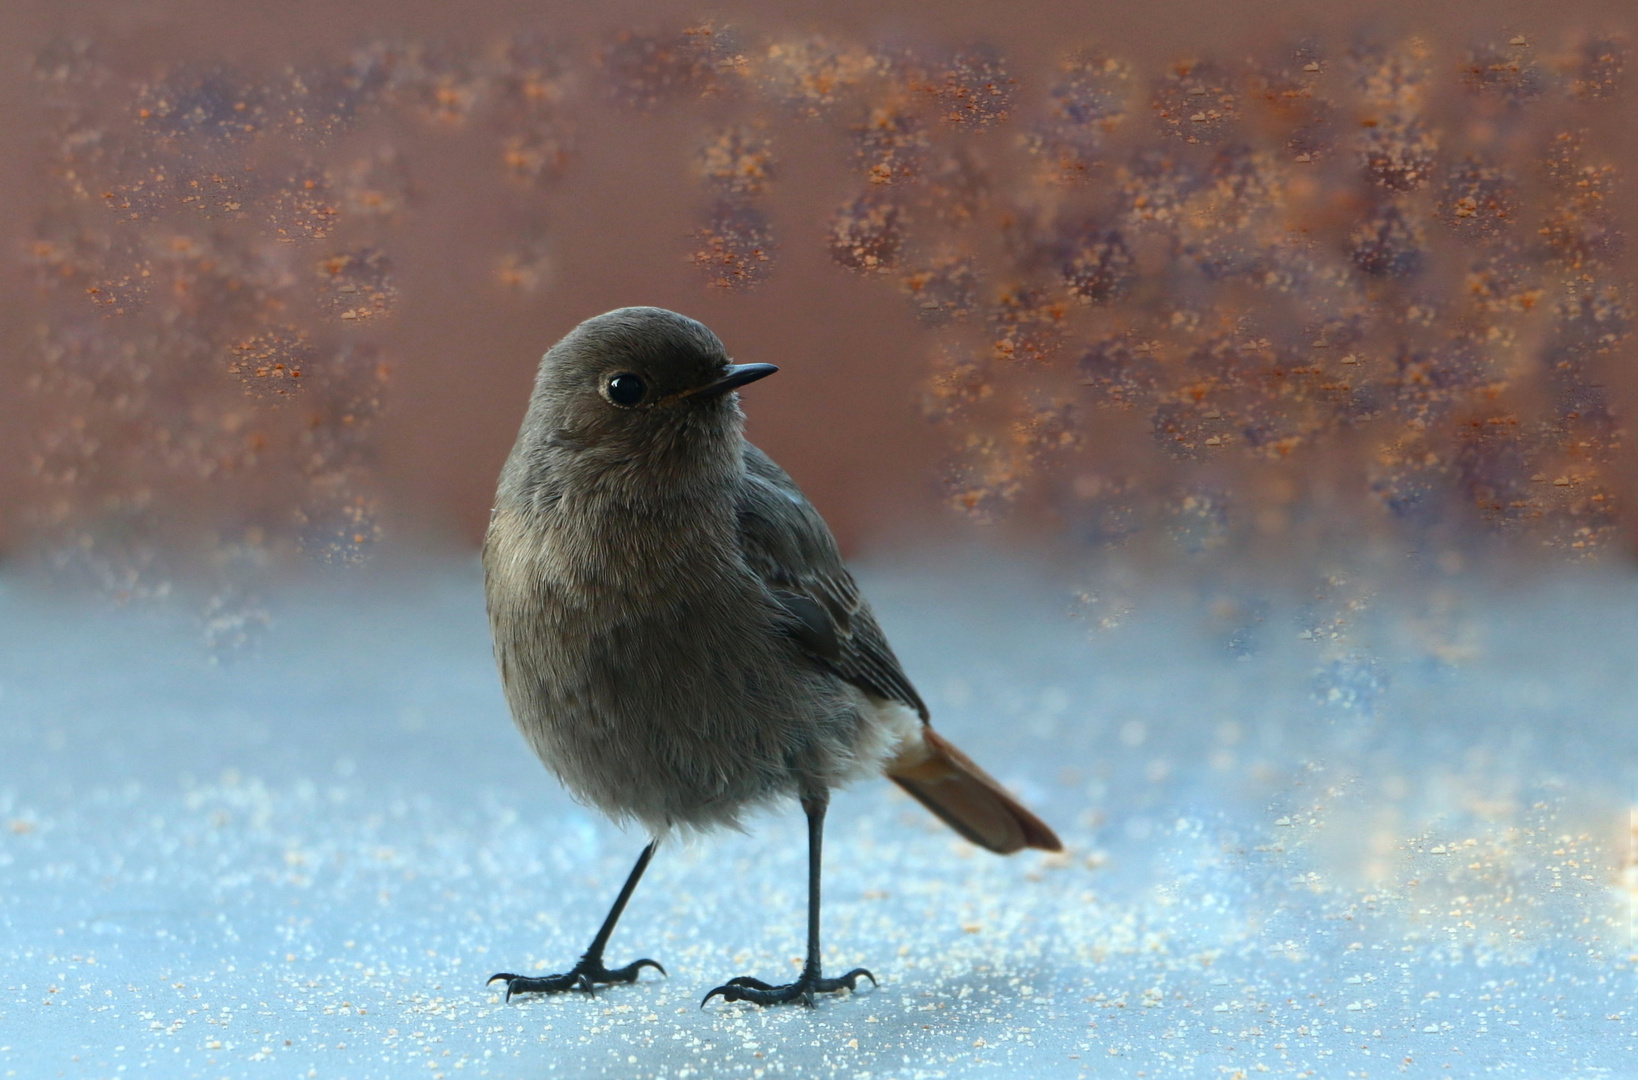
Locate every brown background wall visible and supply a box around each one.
[3,0,1634,587]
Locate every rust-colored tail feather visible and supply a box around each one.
[886,726,1062,855]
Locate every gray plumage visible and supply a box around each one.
[483,307,921,836]
[481,306,1059,1008]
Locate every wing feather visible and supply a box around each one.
[736,444,929,720]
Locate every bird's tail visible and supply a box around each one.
[884,726,1062,855]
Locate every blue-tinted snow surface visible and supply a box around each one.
[4,554,1638,1078]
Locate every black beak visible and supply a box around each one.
[690,363,779,399]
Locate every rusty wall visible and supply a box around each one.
[3,0,1634,600]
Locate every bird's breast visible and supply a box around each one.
[481,500,816,829]
[485,493,745,613]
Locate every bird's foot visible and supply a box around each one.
[488,955,665,1002]
[701,966,875,1008]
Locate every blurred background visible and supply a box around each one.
[6,2,1638,1077]
[3,0,1634,603]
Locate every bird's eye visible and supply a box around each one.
[604,372,647,407]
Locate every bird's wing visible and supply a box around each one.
[736,443,929,721]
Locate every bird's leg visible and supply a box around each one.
[702,791,875,1007]
[488,840,666,1002]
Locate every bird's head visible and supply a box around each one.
[508,307,777,495]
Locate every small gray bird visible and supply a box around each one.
[483,307,1060,1007]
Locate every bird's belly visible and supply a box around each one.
[492,578,858,831]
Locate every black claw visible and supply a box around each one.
[487,971,584,1002]
[609,958,666,981]
[488,954,667,1003]
[702,966,877,1008]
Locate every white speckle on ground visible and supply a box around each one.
[3,554,1638,1077]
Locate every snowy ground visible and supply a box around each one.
[4,552,1638,1079]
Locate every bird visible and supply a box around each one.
[481,306,1061,1008]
